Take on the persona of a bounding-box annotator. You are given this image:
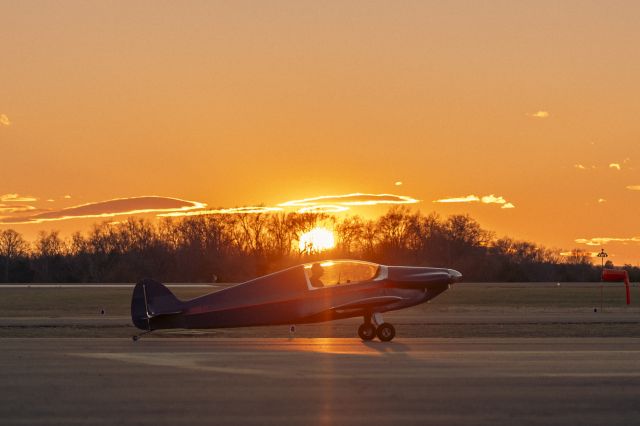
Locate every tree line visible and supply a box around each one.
[0,207,636,283]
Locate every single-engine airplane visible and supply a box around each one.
[131,260,462,342]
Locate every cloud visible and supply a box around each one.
[394,181,403,186]
[0,193,37,202]
[574,164,586,170]
[161,193,419,218]
[560,251,599,258]
[158,206,283,218]
[279,193,419,208]
[0,196,206,224]
[528,111,549,118]
[597,198,606,203]
[0,204,37,214]
[575,237,640,246]
[434,195,480,203]
[63,195,72,199]
[481,195,507,204]
[0,114,10,126]
[609,163,621,170]
[435,194,515,208]
[626,185,640,191]
[297,205,350,214]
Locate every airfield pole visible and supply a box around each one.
[597,249,608,312]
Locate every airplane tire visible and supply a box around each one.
[376,323,396,342]
[358,323,376,341]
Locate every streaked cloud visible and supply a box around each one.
[158,206,283,218]
[575,237,640,246]
[0,114,10,126]
[0,192,423,223]
[434,195,480,203]
[297,205,350,214]
[0,193,37,202]
[609,163,621,170]
[0,196,206,224]
[574,163,600,170]
[528,111,549,118]
[161,193,418,218]
[434,194,515,209]
[626,185,640,191]
[279,193,419,208]
[0,204,37,214]
[560,251,599,258]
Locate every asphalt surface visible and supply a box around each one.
[2,337,640,425]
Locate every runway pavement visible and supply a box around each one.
[2,337,640,425]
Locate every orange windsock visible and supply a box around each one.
[602,269,631,305]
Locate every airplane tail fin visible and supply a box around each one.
[131,278,184,331]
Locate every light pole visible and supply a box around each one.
[596,249,608,313]
[597,248,608,274]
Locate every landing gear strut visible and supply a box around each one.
[358,313,396,342]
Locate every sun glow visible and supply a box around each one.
[299,227,336,253]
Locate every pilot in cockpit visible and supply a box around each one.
[309,263,325,288]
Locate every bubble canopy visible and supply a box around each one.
[303,260,386,289]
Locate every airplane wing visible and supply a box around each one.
[331,296,405,312]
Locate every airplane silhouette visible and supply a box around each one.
[131,259,462,342]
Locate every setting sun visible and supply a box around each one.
[299,227,336,253]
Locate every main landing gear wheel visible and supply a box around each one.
[376,323,396,342]
[358,323,376,341]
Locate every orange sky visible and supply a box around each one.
[1,1,640,264]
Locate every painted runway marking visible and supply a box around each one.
[72,352,293,378]
[70,346,640,380]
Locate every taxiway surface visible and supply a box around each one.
[2,337,640,425]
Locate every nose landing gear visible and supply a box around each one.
[358,313,396,342]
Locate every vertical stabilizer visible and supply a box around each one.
[131,278,183,330]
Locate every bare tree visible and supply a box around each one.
[564,248,593,265]
[0,229,28,282]
[336,215,365,256]
[33,231,66,281]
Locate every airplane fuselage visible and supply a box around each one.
[135,262,461,332]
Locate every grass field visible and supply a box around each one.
[0,282,637,317]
